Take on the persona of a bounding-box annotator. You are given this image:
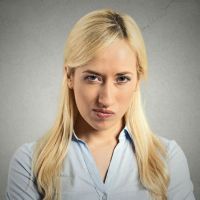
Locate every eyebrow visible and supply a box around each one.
[82,70,133,76]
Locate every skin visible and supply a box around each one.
[67,39,138,181]
[67,38,139,144]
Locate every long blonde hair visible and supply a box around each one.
[33,9,169,200]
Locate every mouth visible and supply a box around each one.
[92,108,115,119]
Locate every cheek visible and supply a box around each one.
[73,84,96,110]
[117,88,134,111]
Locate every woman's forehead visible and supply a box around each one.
[76,62,137,77]
[79,40,137,73]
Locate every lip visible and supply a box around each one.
[92,108,115,119]
[92,108,115,114]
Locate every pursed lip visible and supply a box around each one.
[92,108,115,114]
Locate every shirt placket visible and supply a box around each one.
[78,138,126,200]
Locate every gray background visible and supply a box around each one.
[0,0,199,199]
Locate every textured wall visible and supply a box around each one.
[0,0,199,199]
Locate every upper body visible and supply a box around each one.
[5,126,195,200]
[5,9,196,200]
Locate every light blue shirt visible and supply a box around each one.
[6,127,195,199]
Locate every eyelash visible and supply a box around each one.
[84,75,102,82]
[116,76,131,83]
[84,75,131,84]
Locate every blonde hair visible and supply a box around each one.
[33,8,169,200]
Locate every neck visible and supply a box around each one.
[74,115,124,146]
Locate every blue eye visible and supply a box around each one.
[116,76,131,83]
[84,75,102,82]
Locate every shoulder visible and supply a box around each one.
[158,136,195,199]
[6,142,42,199]
[13,142,35,156]
[9,142,36,179]
[11,142,35,161]
[158,136,189,174]
[158,136,189,166]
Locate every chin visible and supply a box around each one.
[89,120,117,131]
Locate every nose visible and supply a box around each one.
[97,80,114,108]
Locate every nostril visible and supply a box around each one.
[97,94,114,108]
[97,101,109,109]
[97,83,115,106]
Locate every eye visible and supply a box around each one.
[116,76,131,83]
[84,75,102,83]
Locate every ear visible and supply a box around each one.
[65,65,74,89]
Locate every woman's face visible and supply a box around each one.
[68,39,138,132]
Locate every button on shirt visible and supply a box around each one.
[6,127,196,200]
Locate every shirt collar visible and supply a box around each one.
[118,125,133,143]
[72,130,83,143]
[72,125,134,145]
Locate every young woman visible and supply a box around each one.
[6,9,195,200]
